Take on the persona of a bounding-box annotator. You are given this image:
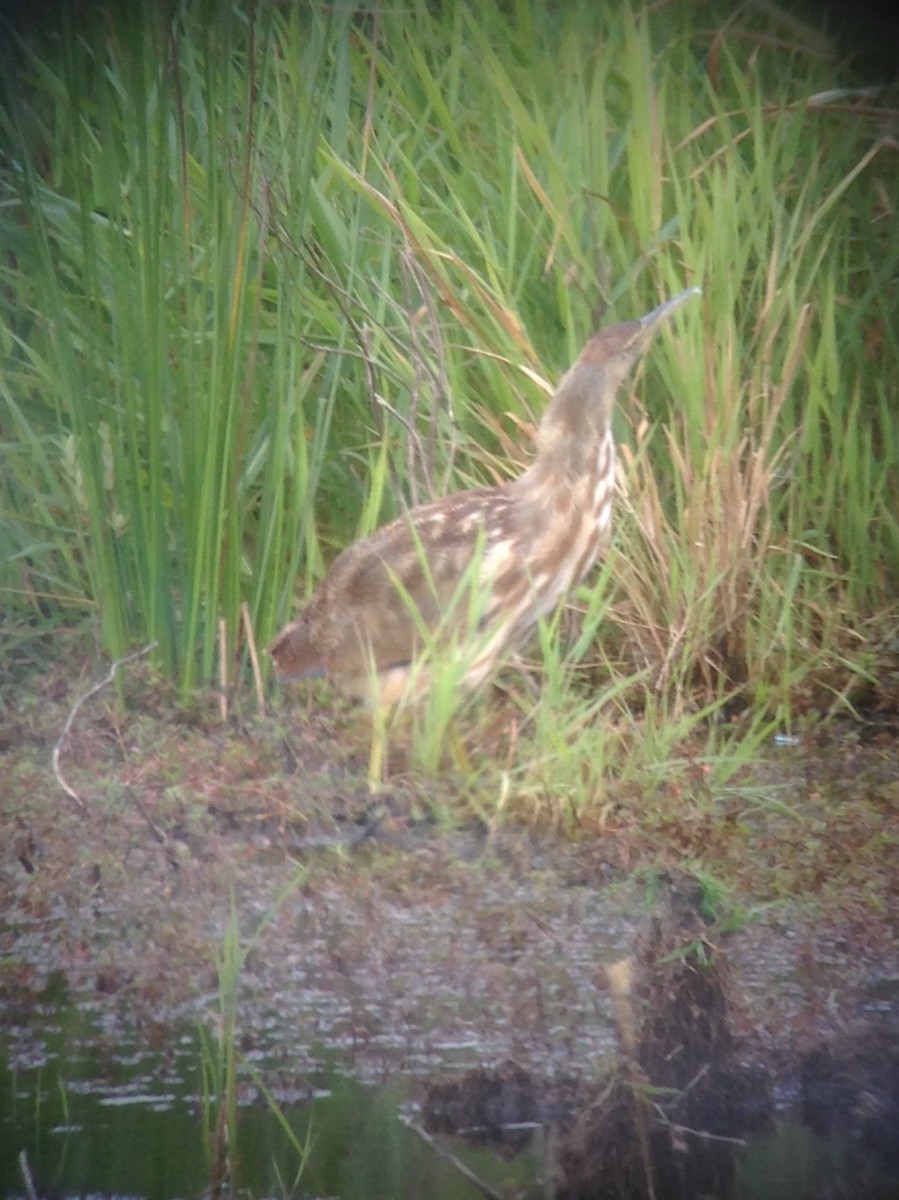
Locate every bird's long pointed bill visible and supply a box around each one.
[640,285,702,331]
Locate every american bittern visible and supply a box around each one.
[269,288,700,721]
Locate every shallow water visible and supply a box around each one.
[1,984,539,1200]
[3,981,898,1200]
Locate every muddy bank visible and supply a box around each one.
[2,671,899,1180]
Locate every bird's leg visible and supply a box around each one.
[366,699,390,793]
[447,716,472,777]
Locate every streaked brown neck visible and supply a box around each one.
[513,356,620,509]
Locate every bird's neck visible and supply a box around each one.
[501,354,621,551]
[511,424,616,526]
[504,422,617,613]
[518,357,615,493]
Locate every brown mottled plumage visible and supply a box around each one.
[269,289,700,705]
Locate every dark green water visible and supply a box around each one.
[3,986,897,1199]
[0,989,536,1200]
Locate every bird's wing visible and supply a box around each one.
[309,486,517,677]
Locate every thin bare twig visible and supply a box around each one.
[398,244,458,500]
[653,1105,748,1147]
[218,618,229,723]
[242,601,265,715]
[52,642,157,811]
[18,1151,39,1200]
[400,1116,506,1200]
[123,786,181,874]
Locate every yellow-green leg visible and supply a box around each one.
[367,701,389,792]
[447,716,472,777]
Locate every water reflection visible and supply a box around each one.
[2,985,896,1200]
[0,989,536,1200]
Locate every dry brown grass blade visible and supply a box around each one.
[608,305,809,694]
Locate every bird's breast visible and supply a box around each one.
[488,431,617,629]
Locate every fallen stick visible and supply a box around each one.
[399,1115,506,1200]
[52,642,156,811]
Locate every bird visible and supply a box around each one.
[269,287,700,736]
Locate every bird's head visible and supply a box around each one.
[535,287,701,470]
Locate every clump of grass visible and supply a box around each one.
[198,904,243,1200]
[198,893,312,1198]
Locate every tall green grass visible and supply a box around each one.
[1,0,896,738]
[198,896,312,1197]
